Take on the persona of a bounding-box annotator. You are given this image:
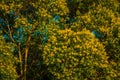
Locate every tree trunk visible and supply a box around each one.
[23,35,31,80]
[24,47,29,80]
[18,43,23,80]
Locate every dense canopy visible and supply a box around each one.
[0,0,120,80]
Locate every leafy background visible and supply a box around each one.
[0,0,120,80]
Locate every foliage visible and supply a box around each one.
[0,35,18,80]
[42,28,117,79]
[0,0,69,79]
[0,0,120,80]
[67,0,120,78]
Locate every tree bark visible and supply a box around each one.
[23,35,31,80]
[18,43,23,79]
